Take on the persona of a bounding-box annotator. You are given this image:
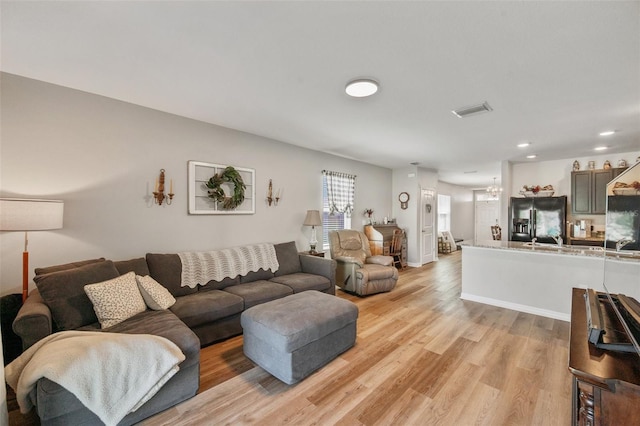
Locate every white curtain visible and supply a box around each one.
[322,170,356,216]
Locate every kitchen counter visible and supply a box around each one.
[467,240,640,262]
[461,242,640,321]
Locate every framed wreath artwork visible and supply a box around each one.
[188,161,255,214]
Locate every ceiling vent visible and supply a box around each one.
[452,101,493,118]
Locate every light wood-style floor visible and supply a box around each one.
[140,251,572,425]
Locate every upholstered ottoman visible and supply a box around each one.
[240,290,358,384]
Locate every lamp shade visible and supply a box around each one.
[303,210,322,226]
[0,198,64,231]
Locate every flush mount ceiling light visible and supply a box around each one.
[345,79,379,97]
[526,154,537,159]
[594,146,608,151]
[599,130,616,136]
[517,142,531,148]
[452,101,493,118]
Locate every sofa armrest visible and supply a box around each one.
[13,289,53,350]
[299,255,337,287]
[366,255,393,267]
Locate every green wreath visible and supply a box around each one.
[205,166,246,210]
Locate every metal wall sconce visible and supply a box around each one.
[153,169,174,206]
[266,179,281,206]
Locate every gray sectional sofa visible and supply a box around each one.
[12,241,336,425]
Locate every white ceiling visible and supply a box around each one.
[2,1,639,188]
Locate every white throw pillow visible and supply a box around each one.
[135,275,176,310]
[84,271,147,328]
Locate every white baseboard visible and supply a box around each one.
[460,292,570,322]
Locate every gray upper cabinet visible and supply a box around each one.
[571,168,626,215]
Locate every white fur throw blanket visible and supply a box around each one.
[4,331,185,426]
[178,243,279,288]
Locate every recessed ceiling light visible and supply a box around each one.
[345,79,379,97]
[594,146,608,151]
[464,170,478,174]
[599,130,615,136]
[517,142,531,148]
[526,154,537,159]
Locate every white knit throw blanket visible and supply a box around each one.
[178,243,279,288]
[4,331,185,426]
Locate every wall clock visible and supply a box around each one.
[398,192,410,210]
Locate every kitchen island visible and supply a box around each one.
[461,241,640,321]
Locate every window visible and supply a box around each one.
[321,170,355,249]
[437,194,451,233]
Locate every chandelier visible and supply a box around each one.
[486,177,503,199]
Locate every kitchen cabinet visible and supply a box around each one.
[571,168,626,215]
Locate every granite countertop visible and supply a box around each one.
[463,240,640,263]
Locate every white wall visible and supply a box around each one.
[436,181,474,241]
[0,73,393,296]
[392,166,419,264]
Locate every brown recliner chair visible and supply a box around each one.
[328,230,398,296]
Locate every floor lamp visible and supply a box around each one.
[0,198,64,302]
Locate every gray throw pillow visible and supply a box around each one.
[34,260,121,330]
[114,257,150,276]
[34,257,106,276]
[274,241,302,277]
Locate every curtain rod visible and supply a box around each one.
[322,170,357,178]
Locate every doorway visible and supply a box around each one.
[421,189,436,264]
[475,192,501,242]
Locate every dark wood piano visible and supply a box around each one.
[364,224,406,267]
[569,288,640,425]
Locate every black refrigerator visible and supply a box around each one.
[605,195,640,251]
[509,196,567,243]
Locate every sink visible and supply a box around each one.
[523,242,560,248]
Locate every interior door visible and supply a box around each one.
[421,189,435,264]
[475,199,501,241]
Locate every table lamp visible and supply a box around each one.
[0,198,64,301]
[303,210,322,254]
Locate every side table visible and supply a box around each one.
[299,251,325,258]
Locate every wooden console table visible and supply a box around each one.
[569,288,640,425]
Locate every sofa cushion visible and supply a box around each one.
[223,281,293,309]
[270,273,331,293]
[146,253,198,297]
[34,258,106,276]
[274,241,302,277]
[170,290,244,329]
[198,276,240,291]
[136,275,176,310]
[84,272,147,328]
[100,309,200,369]
[34,260,121,330]
[114,257,150,276]
[239,268,274,284]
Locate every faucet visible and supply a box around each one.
[531,237,537,247]
[551,235,563,247]
[616,239,636,252]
